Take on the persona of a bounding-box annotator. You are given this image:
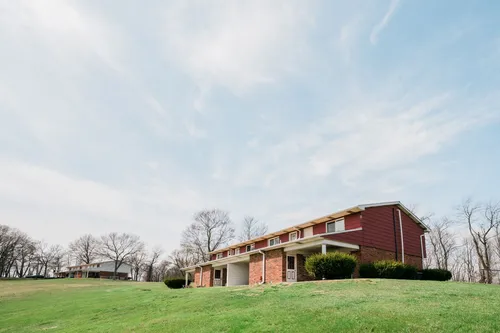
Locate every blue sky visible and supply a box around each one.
[1,0,499,253]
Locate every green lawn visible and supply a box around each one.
[1,278,499,332]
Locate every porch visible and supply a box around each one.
[283,238,360,282]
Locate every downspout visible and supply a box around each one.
[259,250,266,284]
[197,265,203,286]
[420,234,426,268]
[392,208,398,261]
[398,209,405,263]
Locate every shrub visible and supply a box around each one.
[164,278,189,289]
[305,252,357,280]
[359,260,417,279]
[421,269,452,281]
[359,263,378,278]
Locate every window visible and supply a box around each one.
[246,243,255,252]
[227,250,231,256]
[216,253,223,259]
[97,264,100,268]
[235,248,240,255]
[268,237,280,247]
[214,269,221,279]
[326,218,346,233]
[289,231,298,242]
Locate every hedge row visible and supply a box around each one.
[421,268,452,281]
[305,252,357,280]
[164,278,190,289]
[359,260,417,279]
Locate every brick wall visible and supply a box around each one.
[358,246,423,270]
[265,249,286,284]
[249,253,263,285]
[296,254,314,282]
[201,266,213,287]
[249,249,287,284]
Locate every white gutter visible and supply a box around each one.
[420,234,425,259]
[398,209,405,263]
[197,265,203,286]
[259,250,266,284]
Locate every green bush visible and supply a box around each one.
[164,278,189,289]
[305,252,357,280]
[359,263,378,278]
[421,269,452,281]
[359,260,417,279]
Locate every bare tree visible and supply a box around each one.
[151,260,170,282]
[458,199,499,284]
[238,216,268,241]
[168,248,196,278]
[69,234,100,265]
[35,242,63,277]
[99,233,144,279]
[129,251,147,281]
[181,209,235,262]
[428,217,457,270]
[14,234,36,278]
[49,245,65,275]
[145,247,163,282]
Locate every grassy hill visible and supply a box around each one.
[1,278,499,332]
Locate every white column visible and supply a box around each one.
[322,244,327,254]
[185,271,189,288]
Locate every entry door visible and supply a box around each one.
[286,255,297,282]
[214,269,222,286]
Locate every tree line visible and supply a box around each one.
[0,209,267,281]
[423,199,500,284]
[6,199,495,284]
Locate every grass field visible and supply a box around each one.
[1,278,499,332]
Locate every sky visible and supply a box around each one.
[1,0,499,255]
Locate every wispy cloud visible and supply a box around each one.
[370,0,401,45]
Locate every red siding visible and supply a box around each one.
[323,230,364,244]
[360,205,425,257]
[254,239,267,249]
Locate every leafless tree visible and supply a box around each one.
[129,250,147,281]
[35,242,63,277]
[69,234,100,265]
[151,260,170,282]
[49,245,65,274]
[145,247,163,282]
[238,216,268,241]
[168,248,197,278]
[428,217,457,270]
[13,234,36,278]
[181,209,235,262]
[99,233,144,279]
[0,225,27,277]
[458,199,499,283]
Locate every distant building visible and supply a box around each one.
[56,261,131,280]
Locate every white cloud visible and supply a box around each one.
[370,0,400,45]
[162,1,314,96]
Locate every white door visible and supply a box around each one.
[286,255,297,282]
[214,269,222,286]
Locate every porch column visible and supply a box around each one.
[185,271,189,288]
[321,244,327,254]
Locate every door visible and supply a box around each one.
[214,269,222,286]
[286,255,297,282]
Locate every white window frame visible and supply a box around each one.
[235,248,240,255]
[227,250,231,256]
[246,243,255,252]
[326,218,345,233]
[214,269,222,280]
[268,237,280,247]
[216,253,223,260]
[289,231,298,242]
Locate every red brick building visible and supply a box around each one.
[182,202,428,287]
